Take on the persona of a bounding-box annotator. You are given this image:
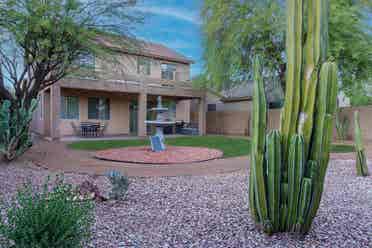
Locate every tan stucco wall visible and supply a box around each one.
[176,100,191,122]
[206,111,250,135]
[31,89,52,136]
[204,97,278,136]
[59,89,130,136]
[205,101,252,135]
[264,106,372,142]
[31,93,45,135]
[95,54,190,82]
[205,104,372,142]
[337,106,372,142]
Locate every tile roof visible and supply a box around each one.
[96,36,194,65]
[141,42,194,64]
[221,82,284,104]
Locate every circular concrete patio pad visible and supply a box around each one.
[94,146,223,164]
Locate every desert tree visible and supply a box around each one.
[201,0,372,99]
[201,0,285,91]
[0,0,143,161]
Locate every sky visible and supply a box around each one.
[133,0,203,77]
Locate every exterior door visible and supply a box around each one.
[129,100,138,135]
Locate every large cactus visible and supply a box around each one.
[0,99,38,161]
[354,111,369,177]
[249,0,338,234]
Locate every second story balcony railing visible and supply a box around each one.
[66,66,194,92]
[62,68,203,99]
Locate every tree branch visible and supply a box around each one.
[0,66,14,101]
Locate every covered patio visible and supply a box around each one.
[31,78,206,140]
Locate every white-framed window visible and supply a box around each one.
[76,53,95,69]
[137,57,151,75]
[88,97,110,120]
[161,63,177,80]
[60,96,79,119]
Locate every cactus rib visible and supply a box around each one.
[250,56,270,230]
[286,135,305,230]
[280,0,303,163]
[266,130,282,231]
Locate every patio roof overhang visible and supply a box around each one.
[59,77,205,100]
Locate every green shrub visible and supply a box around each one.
[335,109,350,141]
[0,99,38,162]
[0,176,94,248]
[107,171,130,200]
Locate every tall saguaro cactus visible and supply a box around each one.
[249,0,338,234]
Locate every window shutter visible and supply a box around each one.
[71,97,79,119]
[104,98,110,120]
[88,98,99,119]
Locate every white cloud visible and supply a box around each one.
[135,6,201,25]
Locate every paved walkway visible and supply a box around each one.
[24,140,248,177]
[23,139,370,177]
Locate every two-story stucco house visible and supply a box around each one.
[31,38,206,140]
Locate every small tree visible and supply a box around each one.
[201,0,372,96]
[0,0,142,161]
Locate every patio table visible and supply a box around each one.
[80,122,100,137]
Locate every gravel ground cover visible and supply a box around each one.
[0,160,371,248]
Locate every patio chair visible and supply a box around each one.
[99,122,108,136]
[70,122,81,136]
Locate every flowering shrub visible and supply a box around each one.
[0,176,94,248]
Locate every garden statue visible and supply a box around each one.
[145,96,175,152]
[249,0,338,234]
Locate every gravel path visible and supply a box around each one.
[0,160,371,248]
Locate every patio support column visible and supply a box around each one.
[198,96,206,136]
[50,84,61,140]
[138,92,147,137]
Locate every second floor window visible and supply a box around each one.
[161,63,176,80]
[137,57,151,75]
[88,97,110,120]
[61,96,79,119]
[76,53,95,69]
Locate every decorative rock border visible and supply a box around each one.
[94,146,224,164]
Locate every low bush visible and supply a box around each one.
[0,176,94,248]
[107,171,130,200]
[335,110,350,141]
